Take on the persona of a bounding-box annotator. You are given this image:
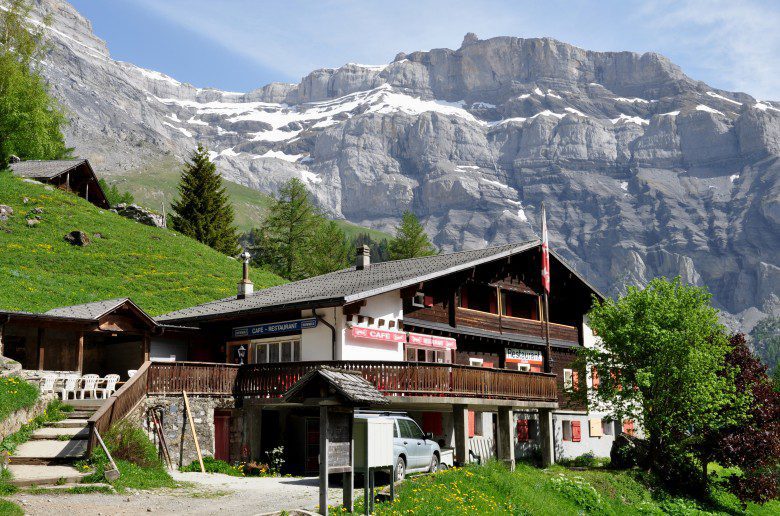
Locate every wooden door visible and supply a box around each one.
[214,411,231,462]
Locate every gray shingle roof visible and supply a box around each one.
[157,240,541,323]
[43,298,131,320]
[9,160,88,179]
[284,367,389,405]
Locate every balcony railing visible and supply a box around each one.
[455,307,579,343]
[144,360,557,402]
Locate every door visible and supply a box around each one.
[398,418,430,469]
[214,411,231,462]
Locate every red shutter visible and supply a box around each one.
[571,421,581,442]
[468,411,475,437]
[572,370,579,391]
[517,419,529,441]
[423,295,434,307]
[592,367,600,389]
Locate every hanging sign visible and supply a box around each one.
[350,326,406,343]
[407,332,457,350]
[505,348,543,364]
[232,318,318,339]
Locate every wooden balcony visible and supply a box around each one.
[144,360,557,403]
[455,307,579,344]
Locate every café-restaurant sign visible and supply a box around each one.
[350,326,406,343]
[233,318,318,339]
[408,332,457,350]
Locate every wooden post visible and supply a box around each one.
[343,409,354,512]
[319,404,329,516]
[37,328,45,370]
[182,391,205,473]
[77,332,84,373]
[143,334,150,363]
[543,292,552,374]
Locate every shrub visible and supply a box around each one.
[265,445,285,475]
[182,457,243,476]
[103,420,160,468]
[547,473,603,513]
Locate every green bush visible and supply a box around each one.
[548,473,604,513]
[0,499,23,516]
[103,419,160,468]
[559,452,610,469]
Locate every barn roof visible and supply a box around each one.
[9,159,90,179]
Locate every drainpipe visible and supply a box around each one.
[315,309,337,361]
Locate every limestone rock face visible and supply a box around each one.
[30,1,780,327]
[114,204,165,228]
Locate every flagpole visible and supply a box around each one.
[541,203,553,374]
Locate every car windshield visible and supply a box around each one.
[398,418,424,439]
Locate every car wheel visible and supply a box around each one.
[395,457,406,482]
[429,454,439,473]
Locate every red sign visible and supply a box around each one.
[351,326,406,343]
[407,332,457,350]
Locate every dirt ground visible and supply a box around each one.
[10,472,358,515]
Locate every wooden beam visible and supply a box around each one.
[319,404,329,516]
[143,334,150,362]
[77,332,84,373]
[37,328,45,370]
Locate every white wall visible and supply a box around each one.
[340,291,404,361]
[300,308,338,361]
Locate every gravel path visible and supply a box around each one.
[10,472,359,515]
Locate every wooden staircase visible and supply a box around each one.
[7,399,103,486]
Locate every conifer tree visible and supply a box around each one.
[0,0,71,167]
[250,178,349,280]
[388,210,436,260]
[170,145,239,256]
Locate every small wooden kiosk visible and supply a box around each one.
[284,367,389,515]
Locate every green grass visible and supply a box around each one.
[345,462,780,515]
[0,399,72,455]
[0,499,23,516]
[78,420,177,492]
[0,376,39,424]
[0,172,285,315]
[24,485,114,495]
[181,457,243,476]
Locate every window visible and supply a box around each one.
[398,418,424,440]
[405,346,451,363]
[563,369,574,390]
[516,363,531,372]
[250,339,300,364]
[589,418,603,437]
[602,420,614,436]
[500,290,539,319]
[562,420,572,441]
[469,357,484,367]
[460,283,496,313]
[412,292,426,307]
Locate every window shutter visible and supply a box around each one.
[589,418,603,437]
[424,295,434,307]
[622,419,635,436]
[468,410,476,437]
[572,370,579,391]
[591,367,600,389]
[572,421,582,442]
[517,419,530,441]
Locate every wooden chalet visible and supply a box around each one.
[9,158,110,209]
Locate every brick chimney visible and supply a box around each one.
[237,251,254,299]
[355,245,370,270]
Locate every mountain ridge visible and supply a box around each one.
[19,0,780,331]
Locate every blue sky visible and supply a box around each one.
[70,0,780,100]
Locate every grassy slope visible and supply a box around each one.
[0,172,284,315]
[0,376,38,424]
[108,156,392,240]
[356,462,780,515]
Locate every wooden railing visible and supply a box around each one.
[87,361,151,457]
[455,307,579,343]
[147,361,239,395]
[235,361,557,402]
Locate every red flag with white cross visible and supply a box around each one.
[541,203,550,293]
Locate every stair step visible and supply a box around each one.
[64,400,105,410]
[52,419,90,428]
[6,465,90,487]
[67,412,95,418]
[12,439,87,462]
[31,427,89,440]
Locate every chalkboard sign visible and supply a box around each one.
[327,410,353,472]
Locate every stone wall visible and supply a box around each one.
[143,396,244,468]
[0,392,54,441]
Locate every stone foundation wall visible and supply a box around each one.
[143,396,244,468]
[0,393,54,440]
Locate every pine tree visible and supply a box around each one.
[388,211,436,260]
[250,178,350,280]
[170,145,239,255]
[0,0,71,167]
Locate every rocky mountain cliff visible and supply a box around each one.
[24,0,780,328]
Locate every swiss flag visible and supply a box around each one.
[541,203,550,293]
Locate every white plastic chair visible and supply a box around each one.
[59,374,79,400]
[127,369,137,378]
[77,374,100,399]
[39,374,57,395]
[95,374,120,399]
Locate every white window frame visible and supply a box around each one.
[412,292,426,308]
[249,337,301,364]
[469,357,484,367]
[563,368,574,390]
[562,420,572,441]
[405,345,452,364]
